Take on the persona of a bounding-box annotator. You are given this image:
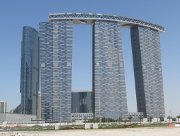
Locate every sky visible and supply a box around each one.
[0,0,179,117]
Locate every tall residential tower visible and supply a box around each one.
[93,21,127,119]
[39,21,73,122]
[131,26,165,118]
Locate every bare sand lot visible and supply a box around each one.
[1,127,180,136]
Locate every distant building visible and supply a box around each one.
[0,113,36,124]
[128,112,143,122]
[0,101,7,113]
[71,113,94,121]
[13,104,21,114]
[72,91,93,113]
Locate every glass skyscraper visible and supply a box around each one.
[21,13,165,122]
[20,26,39,115]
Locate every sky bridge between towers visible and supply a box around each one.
[49,13,165,32]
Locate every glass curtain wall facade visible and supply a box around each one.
[131,26,165,118]
[20,26,39,115]
[93,21,128,119]
[71,92,93,113]
[39,21,73,122]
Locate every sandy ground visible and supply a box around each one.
[0,127,180,136]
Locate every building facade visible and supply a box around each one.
[128,112,143,122]
[0,113,36,124]
[131,26,165,118]
[20,26,39,115]
[39,21,73,122]
[71,113,94,121]
[93,21,127,119]
[72,91,93,113]
[21,13,165,122]
[0,101,7,113]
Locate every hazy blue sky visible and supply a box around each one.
[0,0,179,117]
